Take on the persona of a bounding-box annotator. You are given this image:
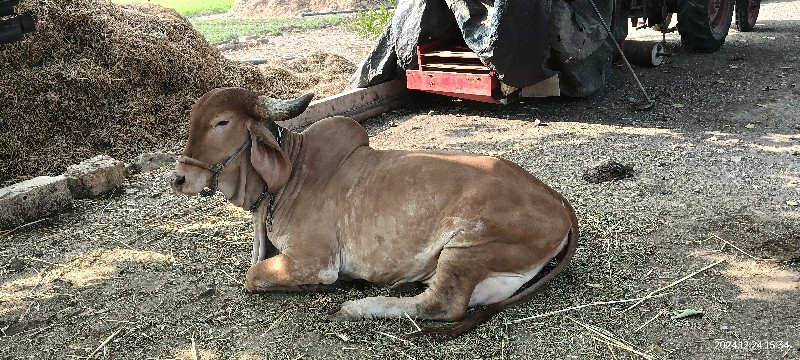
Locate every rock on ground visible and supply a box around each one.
[64,155,126,199]
[0,175,72,229]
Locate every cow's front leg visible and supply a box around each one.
[244,254,337,292]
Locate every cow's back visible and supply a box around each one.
[329,147,572,285]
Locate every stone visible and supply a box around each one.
[128,152,177,174]
[64,155,126,199]
[196,283,216,297]
[0,176,73,229]
[8,257,26,272]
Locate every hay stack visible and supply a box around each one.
[259,53,356,99]
[0,0,269,186]
[229,0,386,18]
[0,0,359,186]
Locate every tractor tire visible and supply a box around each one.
[735,0,760,32]
[677,0,735,53]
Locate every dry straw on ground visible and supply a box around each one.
[258,53,356,99]
[0,0,265,185]
[0,0,355,186]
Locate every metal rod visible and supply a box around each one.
[585,0,653,108]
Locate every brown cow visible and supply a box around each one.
[171,87,578,339]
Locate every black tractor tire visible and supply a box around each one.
[735,0,760,32]
[677,0,735,53]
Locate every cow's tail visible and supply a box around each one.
[404,195,579,341]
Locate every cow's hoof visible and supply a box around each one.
[331,309,359,322]
[243,277,266,293]
[243,279,256,292]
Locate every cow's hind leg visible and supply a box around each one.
[333,251,487,322]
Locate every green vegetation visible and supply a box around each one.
[110,0,344,45]
[346,1,396,40]
[111,0,235,16]
[190,16,344,44]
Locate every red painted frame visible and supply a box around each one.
[406,44,500,104]
[406,70,499,103]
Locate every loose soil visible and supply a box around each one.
[1,1,799,359]
[219,25,374,66]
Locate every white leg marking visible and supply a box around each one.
[468,234,570,307]
[334,296,419,320]
[468,265,546,307]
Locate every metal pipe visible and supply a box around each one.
[241,56,295,65]
[585,0,653,110]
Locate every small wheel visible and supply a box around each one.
[735,0,760,32]
[677,0,735,53]
[622,41,666,67]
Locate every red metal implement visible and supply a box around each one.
[406,41,500,103]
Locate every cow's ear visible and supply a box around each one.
[247,122,292,191]
[253,93,314,122]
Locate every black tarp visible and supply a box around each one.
[349,0,627,97]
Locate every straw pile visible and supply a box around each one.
[0,0,354,186]
[259,53,356,99]
[230,0,386,17]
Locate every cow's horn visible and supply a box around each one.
[255,93,315,122]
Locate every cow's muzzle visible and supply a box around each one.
[174,139,251,197]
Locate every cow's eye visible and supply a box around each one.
[215,121,229,127]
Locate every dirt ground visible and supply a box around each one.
[219,26,374,66]
[2,1,799,359]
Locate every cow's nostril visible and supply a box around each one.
[174,175,186,186]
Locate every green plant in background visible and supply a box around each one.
[191,16,344,44]
[346,1,396,40]
[111,0,235,16]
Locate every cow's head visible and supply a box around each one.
[170,87,313,206]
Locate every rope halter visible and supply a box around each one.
[177,139,252,198]
[177,126,285,230]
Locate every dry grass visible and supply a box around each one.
[0,0,268,186]
[0,0,356,187]
[259,53,357,99]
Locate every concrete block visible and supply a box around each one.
[0,176,73,229]
[128,152,177,174]
[64,155,126,199]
